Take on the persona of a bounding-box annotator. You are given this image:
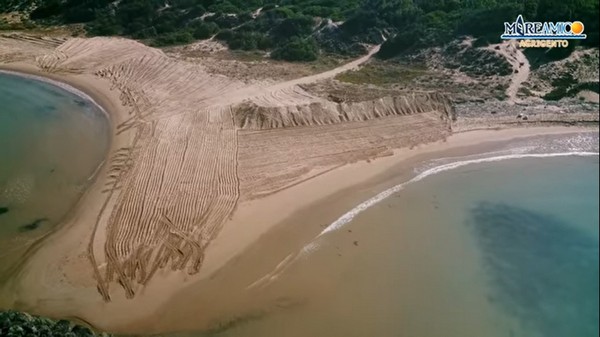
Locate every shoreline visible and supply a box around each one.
[132,126,598,334]
[0,69,111,122]
[0,64,598,334]
[0,67,119,280]
[0,64,138,320]
[198,127,600,278]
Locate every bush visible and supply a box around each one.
[377,30,418,58]
[215,28,234,41]
[86,9,120,36]
[152,31,194,46]
[271,36,319,62]
[191,21,219,39]
[29,0,62,20]
[228,33,258,50]
[207,1,240,14]
[206,13,241,29]
[457,4,522,38]
[272,15,314,41]
[0,310,107,337]
[543,87,568,100]
[215,29,271,51]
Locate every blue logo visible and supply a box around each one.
[501,15,586,40]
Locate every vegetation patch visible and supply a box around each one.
[544,77,600,101]
[335,61,427,87]
[4,0,596,63]
[0,310,110,337]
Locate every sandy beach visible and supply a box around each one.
[0,35,598,334]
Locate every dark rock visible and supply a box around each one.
[328,94,344,103]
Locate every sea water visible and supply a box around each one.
[0,72,109,278]
[194,134,598,337]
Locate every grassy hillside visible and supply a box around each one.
[1,0,598,61]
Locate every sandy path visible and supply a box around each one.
[275,43,381,87]
[205,43,381,107]
[488,40,530,103]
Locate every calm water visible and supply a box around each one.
[0,72,109,277]
[188,153,598,337]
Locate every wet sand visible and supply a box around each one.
[0,63,598,334]
[121,129,598,334]
[175,153,597,337]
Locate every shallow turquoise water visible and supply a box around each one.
[463,157,599,337]
[416,155,599,337]
[0,72,109,273]
[193,152,599,337]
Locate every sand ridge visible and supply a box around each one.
[0,34,456,306]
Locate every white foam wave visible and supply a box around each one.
[318,151,599,237]
[246,150,599,288]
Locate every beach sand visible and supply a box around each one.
[0,36,598,334]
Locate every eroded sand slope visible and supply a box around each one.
[0,35,452,301]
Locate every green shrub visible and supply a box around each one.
[152,31,194,46]
[191,21,219,39]
[272,15,314,41]
[271,37,319,62]
[0,310,107,337]
[215,28,234,41]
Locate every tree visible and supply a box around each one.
[152,31,194,46]
[271,36,319,61]
[272,15,315,41]
[29,0,63,20]
[191,21,219,39]
[87,8,120,36]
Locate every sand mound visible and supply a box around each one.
[36,37,164,73]
[234,91,453,129]
[1,35,453,301]
[0,33,63,63]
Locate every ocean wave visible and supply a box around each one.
[318,151,599,237]
[247,149,599,289]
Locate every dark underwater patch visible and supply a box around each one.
[19,218,48,232]
[0,206,8,215]
[73,99,88,107]
[470,202,599,337]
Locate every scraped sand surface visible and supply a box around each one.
[0,35,595,334]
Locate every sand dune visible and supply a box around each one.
[1,35,451,303]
